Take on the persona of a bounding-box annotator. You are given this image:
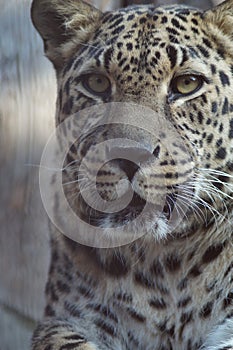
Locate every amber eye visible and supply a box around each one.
[172,75,204,95]
[82,74,111,95]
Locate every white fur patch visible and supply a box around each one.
[201,319,233,349]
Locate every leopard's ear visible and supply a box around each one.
[31,0,102,69]
[204,0,233,37]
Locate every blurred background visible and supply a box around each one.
[0,0,223,349]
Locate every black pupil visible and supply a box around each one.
[96,77,103,85]
[184,77,195,85]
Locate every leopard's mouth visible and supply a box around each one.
[78,190,177,228]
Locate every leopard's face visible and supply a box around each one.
[32,0,233,241]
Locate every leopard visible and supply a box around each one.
[31,0,233,349]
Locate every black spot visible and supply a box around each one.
[192,27,199,34]
[188,265,202,278]
[165,254,181,272]
[210,64,216,75]
[180,311,193,324]
[149,297,167,309]
[150,260,164,278]
[161,16,168,24]
[202,244,224,264]
[99,254,129,277]
[102,12,117,24]
[191,18,198,26]
[139,17,147,24]
[44,304,55,317]
[117,42,123,49]
[104,48,113,70]
[181,48,189,66]
[197,45,209,58]
[127,307,146,322]
[202,37,212,49]
[115,292,132,303]
[198,111,204,124]
[222,97,229,115]
[166,45,177,69]
[177,9,190,15]
[216,138,223,148]
[118,57,127,67]
[87,303,118,323]
[229,119,233,139]
[223,292,233,309]
[95,319,116,336]
[179,311,193,339]
[123,64,130,72]
[127,14,135,21]
[215,147,227,160]
[117,52,123,61]
[171,18,185,30]
[64,301,82,317]
[213,120,218,128]
[167,27,179,36]
[77,285,94,298]
[219,71,230,86]
[112,25,125,35]
[177,296,192,308]
[108,17,123,30]
[167,325,175,338]
[126,42,133,51]
[199,301,213,318]
[211,102,218,113]
[134,272,155,289]
[177,14,188,23]
[56,280,71,293]
[227,162,233,172]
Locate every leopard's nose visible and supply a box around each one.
[109,146,154,182]
[117,159,139,182]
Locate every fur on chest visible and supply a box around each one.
[49,227,233,350]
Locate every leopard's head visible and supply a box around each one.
[32,0,233,245]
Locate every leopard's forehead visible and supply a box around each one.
[64,4,216,83]
[95,5,204,46]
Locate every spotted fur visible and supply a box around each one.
[31,0,233,349]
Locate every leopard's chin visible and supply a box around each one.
[77,191,178,229]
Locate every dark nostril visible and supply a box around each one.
[116,159,139,182]
[109,146,152,182]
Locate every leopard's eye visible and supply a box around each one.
[172,75,204,95]
[81,74,111,96]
